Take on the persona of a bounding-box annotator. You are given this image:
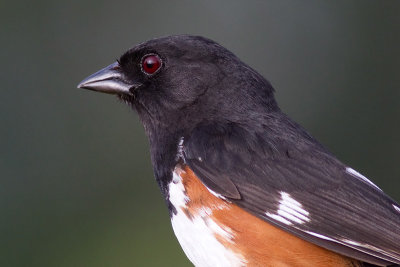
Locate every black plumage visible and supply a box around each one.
[78,35,400,266]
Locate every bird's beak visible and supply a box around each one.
[77,62,134,95]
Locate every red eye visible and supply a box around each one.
[141,54,162,75]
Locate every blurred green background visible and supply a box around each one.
[1,0,399,266]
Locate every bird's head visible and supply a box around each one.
[78,35,278,139]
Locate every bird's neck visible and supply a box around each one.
[142,117,183,203]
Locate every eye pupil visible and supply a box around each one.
[142,54,161,75]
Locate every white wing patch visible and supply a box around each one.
[393,204,400,213]
[304,231,336,242]
[305,231,400,262]
[339,239,363,247]
[265,213,292,225]
[345,167,382,191]
[266,192,310,226]
[168,169,246,267]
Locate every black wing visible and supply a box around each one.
[183,118,400,266]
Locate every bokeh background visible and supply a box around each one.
[1,0,399,266]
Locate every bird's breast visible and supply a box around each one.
[169,165,245,267]
[168,164,361,267]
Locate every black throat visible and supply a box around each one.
[133,101,184,209]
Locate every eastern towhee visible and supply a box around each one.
[78,35,400,267]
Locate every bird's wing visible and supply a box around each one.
[183,122,400,266]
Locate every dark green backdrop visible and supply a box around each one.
[1,0,399,266]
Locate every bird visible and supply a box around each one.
[78,35,400,267]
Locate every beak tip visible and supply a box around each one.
[77,82,86,89]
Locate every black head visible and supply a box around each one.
[78,35,280,195]
[78,35,278,139]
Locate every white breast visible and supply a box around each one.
[168,170,246,267]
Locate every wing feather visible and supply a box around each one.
[183,120,400,266]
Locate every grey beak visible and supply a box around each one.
[77,62,134,95]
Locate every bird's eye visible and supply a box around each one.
[141,54,162,75]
